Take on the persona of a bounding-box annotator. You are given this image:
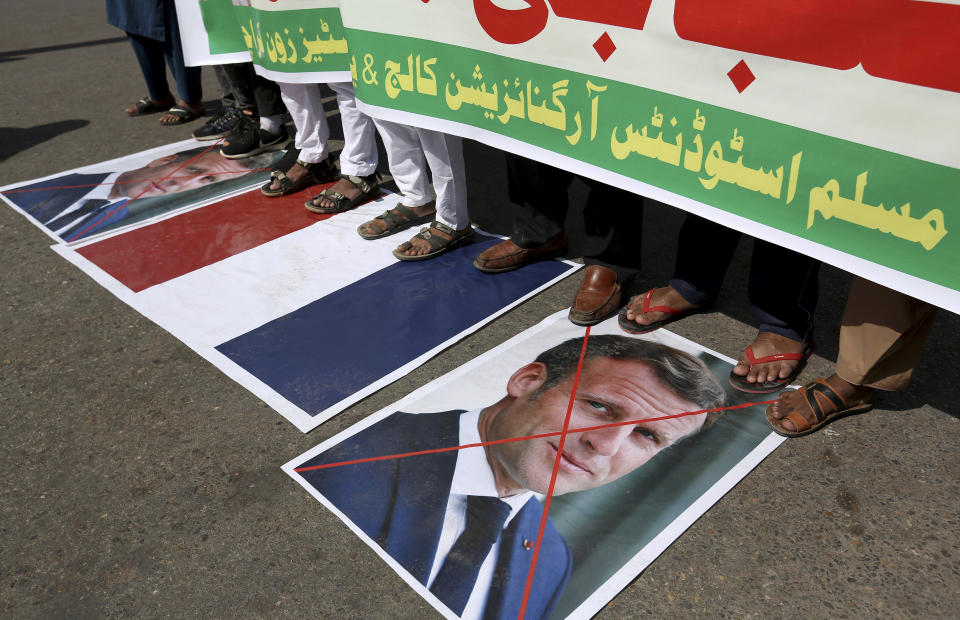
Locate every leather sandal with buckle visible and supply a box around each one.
[765,377,873,437]
[357,204,435,240]
[305,172,380,214]
[393,221,474,261]
[260,158,337,197]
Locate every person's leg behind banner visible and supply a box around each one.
[473,154,571,273]
[728,240,820,393]
[220,64,291,158]
[261,82,336,197]
[766,277,937,436]
[304,82,381,214]
[391,129,472,261]
[568,177,645,326]
[357,119,437,240]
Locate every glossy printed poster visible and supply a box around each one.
[0,139,278,244]
[285,311,785,619]
[334,0,960,313]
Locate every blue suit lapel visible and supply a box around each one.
[382,411,461,584]
[483,499,572,620]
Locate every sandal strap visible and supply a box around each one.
[801,379,847,423]
[376,204,418,228]
[430,220,457,237]
[321,190,347,203]
[268,170,310,194]
[305,188,349,212]
[307,158,337,182]
[341,172,378,195]
[640,288,684,316]
[407,221,472,250]
[784,411,814,432]
[743,343,812,367]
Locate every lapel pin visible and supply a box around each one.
[522,539,533,551]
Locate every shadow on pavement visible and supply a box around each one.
[0,36,127,63]
[0,120,90,163]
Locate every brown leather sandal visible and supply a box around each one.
[765,377,873,437]
[392,221,474,261]
[260,158,337,197]
[357,204,435,240]
[305,172,380,214]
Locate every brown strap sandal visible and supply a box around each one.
[765,377,873,437]
[357,204,435,240]
[261,158,337,197]
[392,221,474,262]
[305,172,380,214]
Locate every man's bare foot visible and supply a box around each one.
[767,374,872,433]
[158,100,204,124]
[358,201,435,238]
[623,286,698,326]
[732,332,810,384]
[125,95,174,116]
[265,162,311,193]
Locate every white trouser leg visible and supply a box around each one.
[278,82,329,163]
[327,82,378,176]
[419,129,469,230]
[373,118,433,208]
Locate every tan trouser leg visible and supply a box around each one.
[836,277,937,391]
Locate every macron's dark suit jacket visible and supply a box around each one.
[2,172,129,241]
[299,410,572,619]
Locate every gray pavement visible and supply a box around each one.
[1,3,958,618]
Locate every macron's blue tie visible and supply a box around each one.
[429,495,511,615]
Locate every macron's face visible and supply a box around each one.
[484,358,706,496]
[117,151,251,198]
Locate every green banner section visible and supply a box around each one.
[346,28,958,292]
[232,6,350,74]
[198,0,248,55]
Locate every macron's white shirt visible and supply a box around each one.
[426,408,533,619]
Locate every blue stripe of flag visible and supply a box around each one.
[215,234,571,416]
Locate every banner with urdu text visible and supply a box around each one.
[177,0,351,83]
[337,0,960,314]
[183,0,960,313]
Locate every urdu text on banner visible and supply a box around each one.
[184,0,960,314]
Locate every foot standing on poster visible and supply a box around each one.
[260,82,378,201]
[473,155,645,326]
[619,214,820,394]
[766,277,937,436]
[356,119,473,262]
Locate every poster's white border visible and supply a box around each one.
[283,310,785,618]
[52,229,581,433]
[354,100,960,316]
